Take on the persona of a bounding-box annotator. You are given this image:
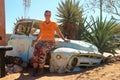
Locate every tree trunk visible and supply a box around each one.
[100,0,103,20]
[0,0,6,46]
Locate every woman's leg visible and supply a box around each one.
[32,42,42,76]
[33,63,39,68]
[38,41,55,73]
[32,63,39,76]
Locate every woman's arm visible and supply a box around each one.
[56,27,70,42]
[34,31,41,42]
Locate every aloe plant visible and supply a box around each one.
[84,17,120,55]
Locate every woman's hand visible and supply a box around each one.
[56,27,70,43]
[33,39,38,42]
[64,39,70,43]
[32,39,37,47]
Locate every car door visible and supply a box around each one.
[6,21,33,62]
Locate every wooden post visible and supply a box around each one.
[0,46,13,78]
[0,0,13,78]
[0,49,6,77]
[0,0,6,46]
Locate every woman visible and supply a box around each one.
[32,10,69,76]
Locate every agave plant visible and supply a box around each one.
[84,17,120,55]
[57,0,83,39]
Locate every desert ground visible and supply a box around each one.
[1,50,120,80]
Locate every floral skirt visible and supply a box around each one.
[32,41,55,66]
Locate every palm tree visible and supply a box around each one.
[57,0,83,39]
[83,17,120,55]
[75,18,88,40]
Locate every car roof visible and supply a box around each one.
[17,19,41,23]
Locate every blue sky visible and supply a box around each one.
[5,0,110,33]
[5,0,62,33]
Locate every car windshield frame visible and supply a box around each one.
[14,21,32,35]
[30,20,40,36]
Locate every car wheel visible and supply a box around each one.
[67,56,78,71]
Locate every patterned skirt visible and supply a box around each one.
[32,41,55,67]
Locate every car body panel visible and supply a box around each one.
[50,47,103,73]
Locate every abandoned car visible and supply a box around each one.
[6,19,103,73]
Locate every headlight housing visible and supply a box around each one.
[56,55,62,59]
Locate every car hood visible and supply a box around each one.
[55,38,99,53]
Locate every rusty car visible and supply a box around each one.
[6,19,103,73]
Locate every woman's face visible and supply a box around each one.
[45,12,51,21]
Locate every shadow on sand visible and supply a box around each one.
[14,67,83,80]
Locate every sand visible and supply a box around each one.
[1,50,120,80]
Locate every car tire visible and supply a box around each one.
[67,56,78,71]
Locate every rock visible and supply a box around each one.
[21,62,28,68]
[13,65,23,73]
[103,55,120,63]
[5,64,14,74]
